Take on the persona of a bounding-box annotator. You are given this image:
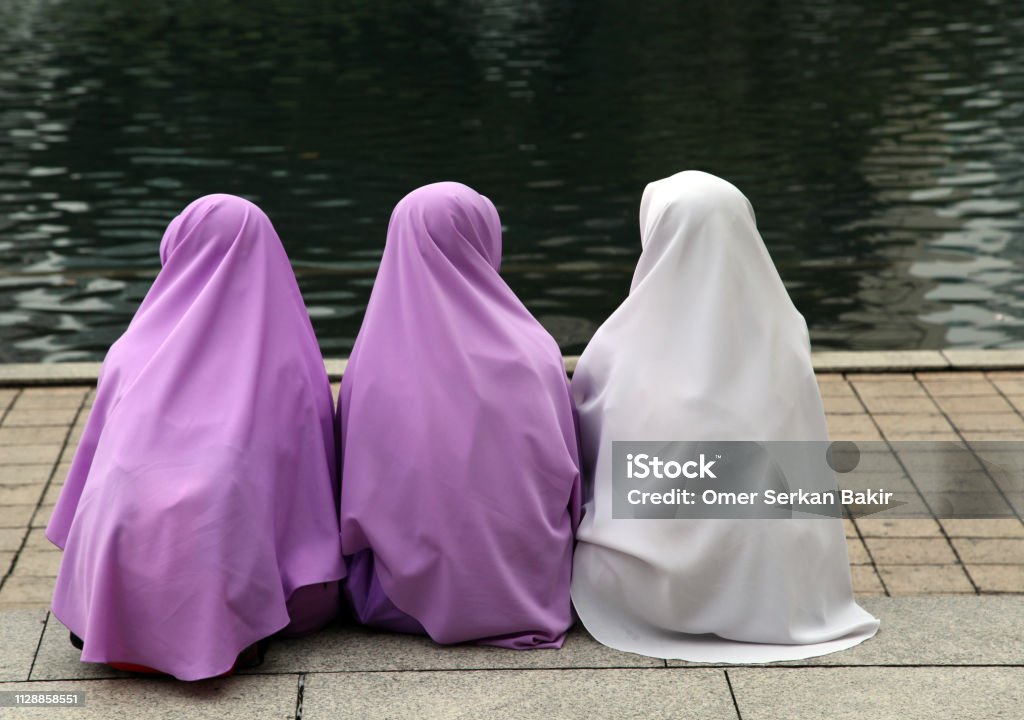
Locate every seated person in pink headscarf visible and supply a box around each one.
[48,195,345,679]
[339,182,581,648]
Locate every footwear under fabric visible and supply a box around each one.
[46,195,345,680]
[339,182,581,648]
[72,634,271,676]
[570,171,880,663]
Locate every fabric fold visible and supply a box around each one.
[47,194,344,680]
[339,181,580,648]
[570,171,880,663]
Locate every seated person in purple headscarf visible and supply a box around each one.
[47,195,345,679]
[339,182,581,648]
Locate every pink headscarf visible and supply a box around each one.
[339,182,581,648]
[47,194,344,680]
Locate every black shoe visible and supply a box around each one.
[69,632,84,650]
[235,638,270,670]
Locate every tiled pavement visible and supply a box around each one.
[0,357,1022,718]
[1,385,90,612]
[2,368,1022,610]
[0,597,1021,718]
[818,369,1024,597]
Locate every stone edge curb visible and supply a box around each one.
[1,350,1023,386]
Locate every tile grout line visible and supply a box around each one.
[724,669,744,720]
[3,662,1024,683]
[0,389,24,589]
[0,387,22,426]
[843,376,892,597]
[0,391,88,596]
[2,665,680,683]
[294,672,306,720]
[26,611,50,681]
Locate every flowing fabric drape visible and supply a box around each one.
[47,194,344,680]
[570,171,879,662]
[339,182,581,648]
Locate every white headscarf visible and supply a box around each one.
[570,171,879,662]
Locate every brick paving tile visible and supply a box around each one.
[916,371,987,381]
[0,505,35,528]
[967,564,1024,593]
[921,380,1000,397]
[0,426,69,446]
[933,395,1016,414]
[950,538,1024,564]
[2,409,79,427]
[0,465,54,485]
[847,538,872,564]
[0,576,55,604]
[874,414,955,436]
[0,528,26,551]
[850,380,929,398]
[42,484,64,505]
[822,396,864,414]
[941,519,1024,538]
[2,445,62,466]
[859,396,940,414]
[0,485,45,505]
[850,565,886,595]
[30,504,55,528]
[11,550,62,576]
[2,370,1024,605]
[818,381,857,398]
[989,378,1024,395]
[946,413,1024,433]
[856,518,943,538]
[963,431,1024,443]
[864,537,958,564]
[0,390,17,412]
[826,414,883,441]
[23,528,55,551]
[879,565,975,595]
[11,390,86,410]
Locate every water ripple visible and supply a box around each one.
[1,0,1024,361]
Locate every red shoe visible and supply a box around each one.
[100,641,267,677]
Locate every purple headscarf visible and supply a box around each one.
[47,194,344,680]
[339,182,581,648]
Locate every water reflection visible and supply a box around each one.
[1,0,1024,361]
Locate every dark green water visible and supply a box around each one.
[2,0,1024,362]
